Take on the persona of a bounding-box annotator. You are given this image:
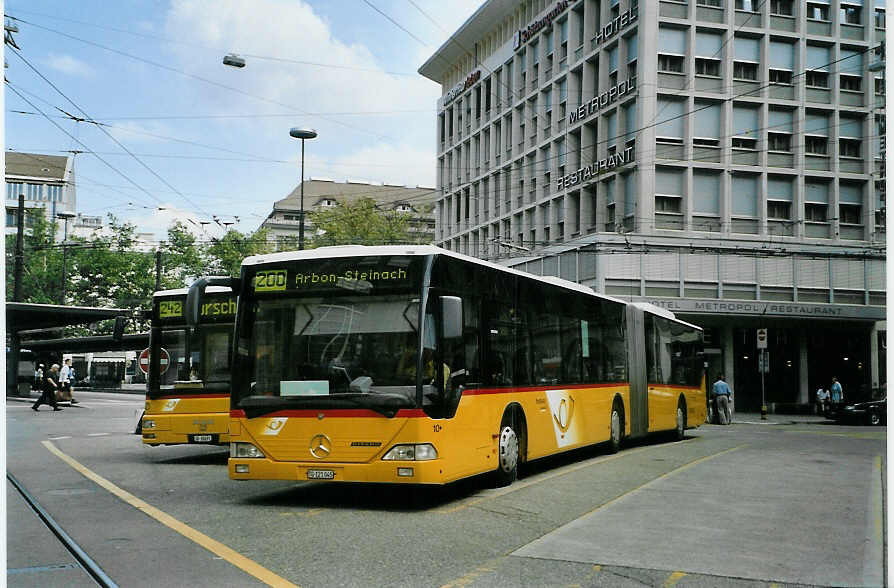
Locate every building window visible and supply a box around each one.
[840,138,862,158]
[805,136,828,155]
[769,69,792,84]
[693,137,720,147]
[770,0,793,16]
[768,201,791,220]
[805,203,827,221]
[6,182,23,200]
[46,185,62,202]
[655,195,682,213]
[735,0,755,11]
[695,58,721,77]
[876,8,886,28]
[840,203,862,224]
[768,133,791,152]
[841,4,862,24]
[806,71,829,88]
[732,137,757,149]
[658,54,684,73]
[733,62,758,80]
[697,0,722,6]
[840,75,862,91]
[807,3,830,20]
[876,77,886,95]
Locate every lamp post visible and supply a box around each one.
[289,127,317,250]
[56,211,76,304]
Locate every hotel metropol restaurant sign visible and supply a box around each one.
[638,298,885,321]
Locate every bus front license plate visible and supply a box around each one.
[190,434,214,443]
[307,469,335,480]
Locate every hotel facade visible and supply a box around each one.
[420,0,887,413]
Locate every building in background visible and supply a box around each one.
[5,151,76,238]
[260,179,439,245]
[420,0,886,413]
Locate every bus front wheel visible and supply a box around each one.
[494,423,519,487]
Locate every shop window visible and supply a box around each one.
[733,62,758,80]
[806,71,829,88]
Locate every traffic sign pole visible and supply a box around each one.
[757,329,768,420]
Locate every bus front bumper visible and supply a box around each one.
[228,457,447,484]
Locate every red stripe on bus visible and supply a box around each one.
[229,408,426,419]
[156,394,230,399]
[463,382,628,395]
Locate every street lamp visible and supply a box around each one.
[289,127,317,250]
[56,211,76,304]
[222,53,246,68]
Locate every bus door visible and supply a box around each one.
[626,305,648,436]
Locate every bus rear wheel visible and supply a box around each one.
[675,399,686,441]
[494,423,519,487]
[609,403,623,454]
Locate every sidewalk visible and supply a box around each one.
[6,384,145,403]
[721,412,830,425]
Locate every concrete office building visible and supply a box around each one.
[5,151,77,238]
[420,0,886,413]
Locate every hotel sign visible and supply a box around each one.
[594,9,638,45]
[569,77,636,125]
[639,298,886,321]
[555,144,635,191]
[513,1,570,51]
[441,69,481,108]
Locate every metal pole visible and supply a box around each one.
[760,349,767,420]
[299,138,305,250]
[60,216,70,304]
[155,249,162,291]
[13,194,25,301]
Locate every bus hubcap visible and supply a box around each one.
[499,426,518,472]
[611,411,620,444]
[677,408,684,433]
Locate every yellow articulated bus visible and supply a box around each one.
[141,284,237,446]
[202,245,704,486]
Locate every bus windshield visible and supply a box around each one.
[151,324,232,397]
[238,293,421,412]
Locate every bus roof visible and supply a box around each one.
[631,302,703,332]
[152,285,233,298]
[242,245,628,307]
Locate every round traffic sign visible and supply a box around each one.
[138,347,170,375]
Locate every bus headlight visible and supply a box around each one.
[382,443,438,461]
[230,442,265,458]
[142,420,156,429]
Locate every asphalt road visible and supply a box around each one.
[6,390,887,587]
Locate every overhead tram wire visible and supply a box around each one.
[3,8,420,77]
[9,48,216,221]
[8,109,435,121]
[5,16,401,142]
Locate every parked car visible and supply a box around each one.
[836,396,886,426]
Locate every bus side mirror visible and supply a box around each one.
[440,296,462,339]
[186,276,240,326]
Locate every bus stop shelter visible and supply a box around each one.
[7,302,132,397]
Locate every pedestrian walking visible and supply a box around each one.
[712,373,732,425]
[32,364,63,412]
[59,358,79,404]
[816,387,829,416]
[830,377,844,405]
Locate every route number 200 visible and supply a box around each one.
[254,270,287,292]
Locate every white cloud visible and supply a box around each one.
[44,54,94,78]
[123,204,227,242]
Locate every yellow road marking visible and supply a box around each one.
[42,441,298,588]
[664,571,687,587]
[439,558,500,587]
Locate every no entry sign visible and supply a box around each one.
[138,347,170,375]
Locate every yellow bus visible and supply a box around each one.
[210,246,705,485]
[141,285,236,446]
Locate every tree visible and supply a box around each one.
[308,198,415,247]
[161,221,208,287]
[5,209,64,304]
[207,227,276,276]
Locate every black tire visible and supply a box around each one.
[674,399,686,441]
[493,419,519,487]
[868,411,881,426]
[608,401,623,454]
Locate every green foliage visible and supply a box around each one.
[161,221,208,286]
[207,227,276,276]
[308,198,416,247]
[5,209,63,303]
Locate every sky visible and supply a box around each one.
[4,0,484,240]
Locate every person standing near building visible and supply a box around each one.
[830,377,844,406]
[816,387,829,416]
[33,363,44,393]
[59,358,79,404]
[712,374,732,425]
[32,364,62,412]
